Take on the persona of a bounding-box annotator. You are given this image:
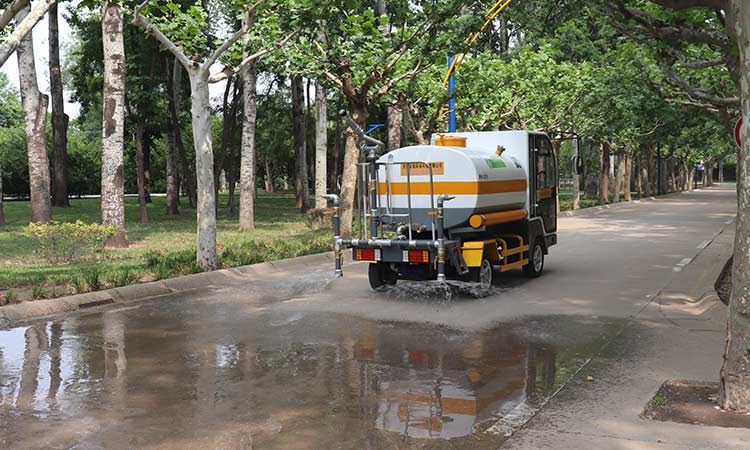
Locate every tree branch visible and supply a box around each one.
[208,31,297,83]
[371,60,430,100]
[648,0,723,10]
[132,0,194,70]
[204,0,269,69]
[0,0,56,68]
[658,54,739,107]
[679,56,724,69]
[610,0,730,50]
[0,0,29,33]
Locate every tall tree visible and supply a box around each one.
[239,58,257,230]
[164,58,180,215]
[615,0,750,412]
[49,1,69,207]
[296,0,473,237]
[101,1,127,246]
[16,3,52,222]
[291,75,308,211]
[314,80,327,209]
[134,122,149,223]
[0,166,4,225]
[133,0,292,270]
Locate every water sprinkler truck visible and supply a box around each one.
[324,111,558,291]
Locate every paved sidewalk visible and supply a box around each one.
[502,223,749,450]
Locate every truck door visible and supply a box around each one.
[530,134,557,233]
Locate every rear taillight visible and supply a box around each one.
[403,250,430,263]
[354,248,380,261]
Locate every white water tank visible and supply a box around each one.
[376,141,528,229]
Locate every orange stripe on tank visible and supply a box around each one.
[377,179,527,195]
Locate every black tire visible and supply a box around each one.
[368,263,397,291]
[469,255,493,289]
[523,239,545,278]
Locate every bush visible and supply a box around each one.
[32,286,47,299]
[304,208,333,231]
[220,234,331,267]
[24,221,118,263]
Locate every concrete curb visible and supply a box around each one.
[0,251,336,329]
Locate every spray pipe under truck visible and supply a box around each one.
[324,111,558,291]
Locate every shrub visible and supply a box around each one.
[304,208,333,231]
[70,277,88,294]
[84,269,102,291]
[3,290,18,304]
[104,269,136,288]
[24,221,118,263]
[31,286,47,300]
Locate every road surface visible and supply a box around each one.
[0,185,740,450]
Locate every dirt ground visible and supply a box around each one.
[643,380,750,428]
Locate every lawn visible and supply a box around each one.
[0,193,332,300]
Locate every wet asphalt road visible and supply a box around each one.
[0,186,737,450]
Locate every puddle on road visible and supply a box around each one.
[0,301,621,450]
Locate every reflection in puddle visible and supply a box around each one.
[0,301,618,450]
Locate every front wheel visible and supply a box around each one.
[523,240,545,278]
[368,263,397,291]
[469,256,493,289]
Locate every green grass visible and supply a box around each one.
[558,187,638,212]
[0,193,330,293]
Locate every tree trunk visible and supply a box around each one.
[239,59,257,230]
[572,138,580,210]
[719,160,725,183]
[642,153,652,198]
[101,2,126,246]
[165,81,180,216]
[598,142,610,203]
[264,158,274,192]
[387,104,402,151]
[340,107,367,238]
[135,122,149,224]
[331,113,341,192]
[0,168,5,225]
[143,137,152,203]
[168,59,196,209]
[721,0,750,413]
[613,151,625,203]
[188,70,218,270]
[635,156,643,199]
[315,81,328,209]
[292,75,309,212]
[49,2,69,208]
[16,4,51,223]
[214,76,235,212]
[623,153,633,201]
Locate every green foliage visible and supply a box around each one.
[2,290,18,305]
[24,221,118,263]
[70,277,88,294]
[220,234,331,267]
[83,268,102,291]
[31,286,48,300]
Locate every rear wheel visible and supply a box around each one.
[368,263,397,291]
[523,240,545,278]
[469,256,493,289]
